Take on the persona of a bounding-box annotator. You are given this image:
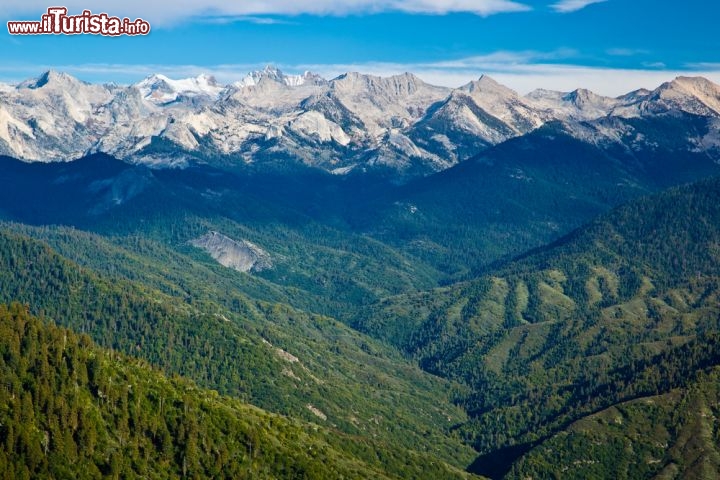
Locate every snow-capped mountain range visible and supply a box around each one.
[1,66,720,176]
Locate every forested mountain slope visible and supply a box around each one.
[359,176,720,477]
[0,303,475,479]
[511,366,720,479]
[0,228,476,470]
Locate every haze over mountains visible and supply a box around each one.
[1,67,720,179]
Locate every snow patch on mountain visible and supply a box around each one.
[331,164,356,175]
[135,74,223,104]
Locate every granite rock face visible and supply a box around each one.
[190,231,272,273]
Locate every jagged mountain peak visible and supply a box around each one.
[562,88,616,109]
[330,72,450,100]
[525,86,618,121]
[524,88,563,102]
[296,71,327,86]
[135,73,172,90]
[463,74,514,94]
[325,71,448,137]
[662,75,720,103]
[452,74,548,133]
[241,65,285,86]
[564,87,598,101]
[617,87,652,102]
[18,70,87,90]
[460,75,529,105]
[669,75,720,89]
[644,75,720,116]
[527,87,609,103]
[332,72,425,85]
[261,64,281,76]
[235,65,326,88]
[477,73,500,83]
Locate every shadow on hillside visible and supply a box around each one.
[467,442,536,479]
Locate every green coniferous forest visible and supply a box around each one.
[0,302,474,479]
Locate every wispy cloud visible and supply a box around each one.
[424,49,579,68]
[0,0,531,26]
[199,15,296,26]
[641,61,666,69]
[606,48,648,57]
[685,62,720,70]
[2,54,720,97]
[550,0,607,13]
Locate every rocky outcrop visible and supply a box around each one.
[190,231,271,273]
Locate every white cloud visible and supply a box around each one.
[550,0,607,13]
[0,0,530,26]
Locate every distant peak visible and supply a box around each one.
[462,75,517,97]
[659,76,719,93]
[140,73,170,83]
[562,88,610,105]
[21,70,80,89]
[237,66,284,86]
[32,70,54,88]
[139,73,218,85]
[617,88,651,102]
[134,72,224,103]
[477,74,501,85]
[333,71,425,86]
[673,75,714,85]
[334,71,367,81]
[237,65,325,88]
[564,88,592,99]
[259,65,284,78]
[396,71,422,80]
[525,88,562,100]
[195,73,219,86]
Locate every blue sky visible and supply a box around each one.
[1,0,718,95]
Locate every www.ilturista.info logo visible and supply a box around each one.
[7,7,150,36]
